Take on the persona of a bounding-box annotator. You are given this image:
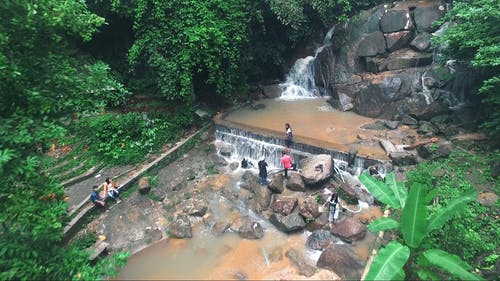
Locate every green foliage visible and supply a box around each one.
[435,0,500,139]
[406,149,499,277]
[365,241,410,280]
[76,110,197,165]
[360,171,483,280]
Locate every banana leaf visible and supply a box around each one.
[423,249,484,280]
[417,268,441,281]
[359,173,400,208]
[385,172,407,208]
[401,182,427,248]
[426,188,477,234]
[368,217,400,232]
[364,241,410,281]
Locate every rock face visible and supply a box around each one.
[269,213,306,233]
[306,229,337,250]
[316,1,478,122]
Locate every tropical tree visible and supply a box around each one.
[435,0,500,140]
[0,0,129,279]
[359,172,484,280]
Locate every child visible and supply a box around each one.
[104,177,121,203]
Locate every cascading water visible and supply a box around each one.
[279,27,336,100]
[215,125,385,176]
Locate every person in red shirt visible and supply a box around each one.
[280,151,296,178]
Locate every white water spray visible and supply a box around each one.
[279,26,336,100]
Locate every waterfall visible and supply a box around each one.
[279,26,336,100]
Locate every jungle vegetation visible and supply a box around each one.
[0,0,498,280]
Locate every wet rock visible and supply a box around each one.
[410,32,432,51]
[285,247,317,277]
[361,120,387,131]
[330,217,367,243]
[356,31,387,57]
[306,229,337,250]
[384,120,400,130]
[418,121,439,136]
[181,197,208,216]
[400,114,419,125]
[211,221,230,236]
[299,196,321,219]
[138,177,151,194]
[285,172,306,192]
[269,213,306,233]
[385,31,413,52]
[262,84,281,99]
[249,184,272,212]
[389,151,417,166]
[238,221,264,240]
[169,213,192,238]
[380,9,412,33]
[239,170,259,191]
[340,173,374,205]
[270,196,298,216]
[339,182,359,205]
[413,3,446,32]
[300,154,333,185]
[229,161,239,170]
[217,142,234,157]
[268,173,285,193]
[317,244,365,280]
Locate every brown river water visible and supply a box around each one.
[116,98,383,280]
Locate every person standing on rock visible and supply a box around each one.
[325,193,340,227]
[280,150,296,178]
[104,177,121,204]
[285,123,293,148]
[258,156,268,185]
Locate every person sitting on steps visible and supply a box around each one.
[90,185,108,211]
[104,177,121,204]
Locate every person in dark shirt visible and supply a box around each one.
[90,185,106,209]
[258,157,268,185]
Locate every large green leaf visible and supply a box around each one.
[368,217,400,232]
[426,188,477,234]
[365,241,410,281]
[359,173,400,208]
[401,182,427,248]
[417,268,440,281]
[385,172,407,208]
[423,249,485,280]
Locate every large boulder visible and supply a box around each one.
[268,173,285,193]
[306,229,337,250]
[413,3,446,32]
[356,31,387,57]
[380,9,412,33]
[298,196,321,219]
[270,196,298,216]
[269,213,306,233]
[410,32,433,52]
[317,244,365,280]
[238,221,264,240]
[300,154,333,185]
[384,31,414,52]
[330,217,367,243]
[285,172,306,192]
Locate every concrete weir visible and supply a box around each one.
[212,98,392,174]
